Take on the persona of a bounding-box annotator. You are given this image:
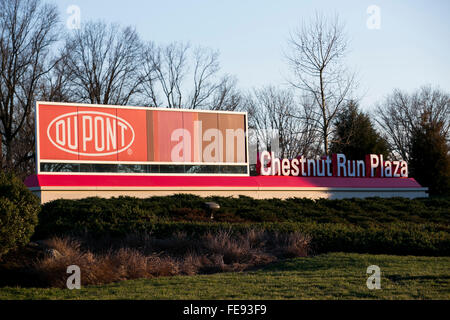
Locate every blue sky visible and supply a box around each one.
[55,0,450,111]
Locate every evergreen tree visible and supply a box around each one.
[330,101,389,160]
[409,113,450,196]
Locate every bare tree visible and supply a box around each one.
[63,21,143,105]
[375,86,450,161]
[286,13,356,155]
[0,0,59,173]
[210,75,241,111]
[141,41,240,110]
[246,86,319,159]
[38,52,74,102]
[189,46,221,108]
[141,41,188,108]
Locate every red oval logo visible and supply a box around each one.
[47,111,135,156]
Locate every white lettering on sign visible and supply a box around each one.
[171,121,246,163]
[47,111,134,156]
[259,152,408,178]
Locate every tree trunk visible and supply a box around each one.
[319,69,328,155]
[0,133,2,171]
[323,128,328,156]
[5,139,12,170]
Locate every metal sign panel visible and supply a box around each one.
[36,102,249,173]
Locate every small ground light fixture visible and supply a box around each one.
[204,202,220,220]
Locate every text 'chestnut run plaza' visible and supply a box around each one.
[258,152,408,178]
[25,102,428,203]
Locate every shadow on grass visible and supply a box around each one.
[385,274,450,282]
[258,253,368,273]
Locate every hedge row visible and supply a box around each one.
[37,194,450,227]
[34,195,450,256]
[34,219,450,256]
[113,221,450,256]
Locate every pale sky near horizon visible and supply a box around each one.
[54,0,450,112]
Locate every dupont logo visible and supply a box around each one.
[46,111,135,156]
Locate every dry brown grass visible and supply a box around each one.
[34,238,183,287]
[269,232,310,258]
[32,229,310,287]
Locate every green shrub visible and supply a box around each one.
[142,222,450,256]
[34,194,450,256]
[0,172,40,257]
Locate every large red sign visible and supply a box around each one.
[37,102,248,164]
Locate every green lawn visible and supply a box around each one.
[1,253,449,300]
